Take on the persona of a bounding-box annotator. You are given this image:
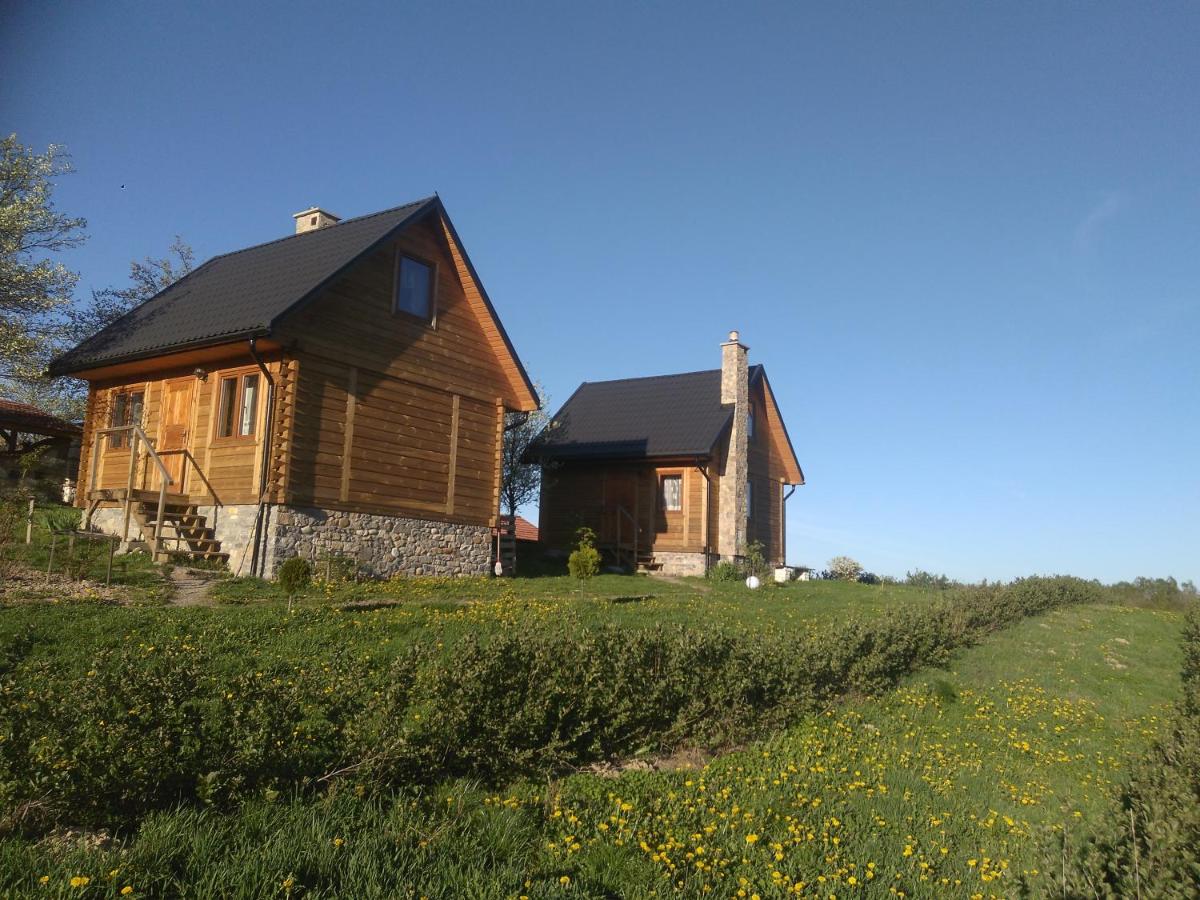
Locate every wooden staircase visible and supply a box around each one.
[132,498,228,564]
[636,551,661,573]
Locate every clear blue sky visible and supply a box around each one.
[4,1,1197,583]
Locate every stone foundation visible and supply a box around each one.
[89,503,262,573]
[90,502,494,579]
[653,550,710,577]
[266,505,492,578]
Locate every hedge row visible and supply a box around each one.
[1046,603,1200,898]
[0,576,1101,832]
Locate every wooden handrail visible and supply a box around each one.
[157,448,222,507]
[86,424,173,554]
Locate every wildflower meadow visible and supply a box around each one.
[0,574,1196,897]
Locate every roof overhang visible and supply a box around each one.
[60,336,283,382]
[753,368,805,485]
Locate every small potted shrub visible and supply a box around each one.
[277,557,312,608]
[568,526,601,579]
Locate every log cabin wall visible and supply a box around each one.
[276,213,513,528]
[747,380,786,565]
[539,460,711,555]
[79,351,282,507]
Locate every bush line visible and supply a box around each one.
[1043,602,1200,897]
[0,576,1101,833]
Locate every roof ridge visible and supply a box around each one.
[47,197,439,374]
[580,367,721,387]
[204,195,437,264]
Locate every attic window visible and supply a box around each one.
[394,253,435,322]
[748,407,756,440]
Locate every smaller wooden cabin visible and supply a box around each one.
[531,332,803,575]
[48,197,537,576]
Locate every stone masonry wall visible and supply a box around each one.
[654,550,709,577]
[90,503,261,574]
[266,505,492,578]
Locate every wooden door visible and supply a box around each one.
[157,379,193,491]
[602,470,638,548]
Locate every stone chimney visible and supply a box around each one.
[718,330,749,560]
[292,207,341,235]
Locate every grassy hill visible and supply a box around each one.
[0,573,1193,897]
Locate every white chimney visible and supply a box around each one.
[718,330,749,560]
[292,207,341,235]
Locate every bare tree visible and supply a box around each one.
[500,386,550,522]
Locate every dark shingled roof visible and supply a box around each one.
[48,197,437,375]
[531,365,765,461]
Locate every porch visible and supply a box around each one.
[82,425,228,563]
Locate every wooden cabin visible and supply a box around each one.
[531,332,803,576]
[48,197,538,576]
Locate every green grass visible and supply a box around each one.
[0,600,1185,898]
[209,570,942,629]
[2,501,169,597]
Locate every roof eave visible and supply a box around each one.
[47,328,274,378]
[437,201,540,411]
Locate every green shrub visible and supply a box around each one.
[277,557,312,595]
[1044,603,1200,897]
[42,506,81,534]
[0,575,1104,833]
[906,568,954,590]
[707,561,741,582]
[0,494,26,578]
[743,540,769,580]
[827,556,863,581]
[567,526,600,579]
[568,546,601,579]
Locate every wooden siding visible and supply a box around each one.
[273,212,524,527]
[276,214,523,410]
[539,460,711,554]
[747,381,786,565]
[285,351,502,527]
[79,352,281,507]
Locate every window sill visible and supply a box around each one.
[210,435,258,448]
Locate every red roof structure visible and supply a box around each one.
[0,399,81,440]
[493,515,539,541]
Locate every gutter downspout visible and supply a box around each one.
[782,484,796,567]
[696,459,712,575]
[248,338,276,578]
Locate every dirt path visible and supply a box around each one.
[168,568,217,606]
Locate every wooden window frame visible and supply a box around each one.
[659,470,684,513]
[211,366,262,445]
[107,387,145,451]
[392,250,438,326]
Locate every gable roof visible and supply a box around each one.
[530,366,763,462]
[47,197,538,407]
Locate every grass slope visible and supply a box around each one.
[1,602,1182,898]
